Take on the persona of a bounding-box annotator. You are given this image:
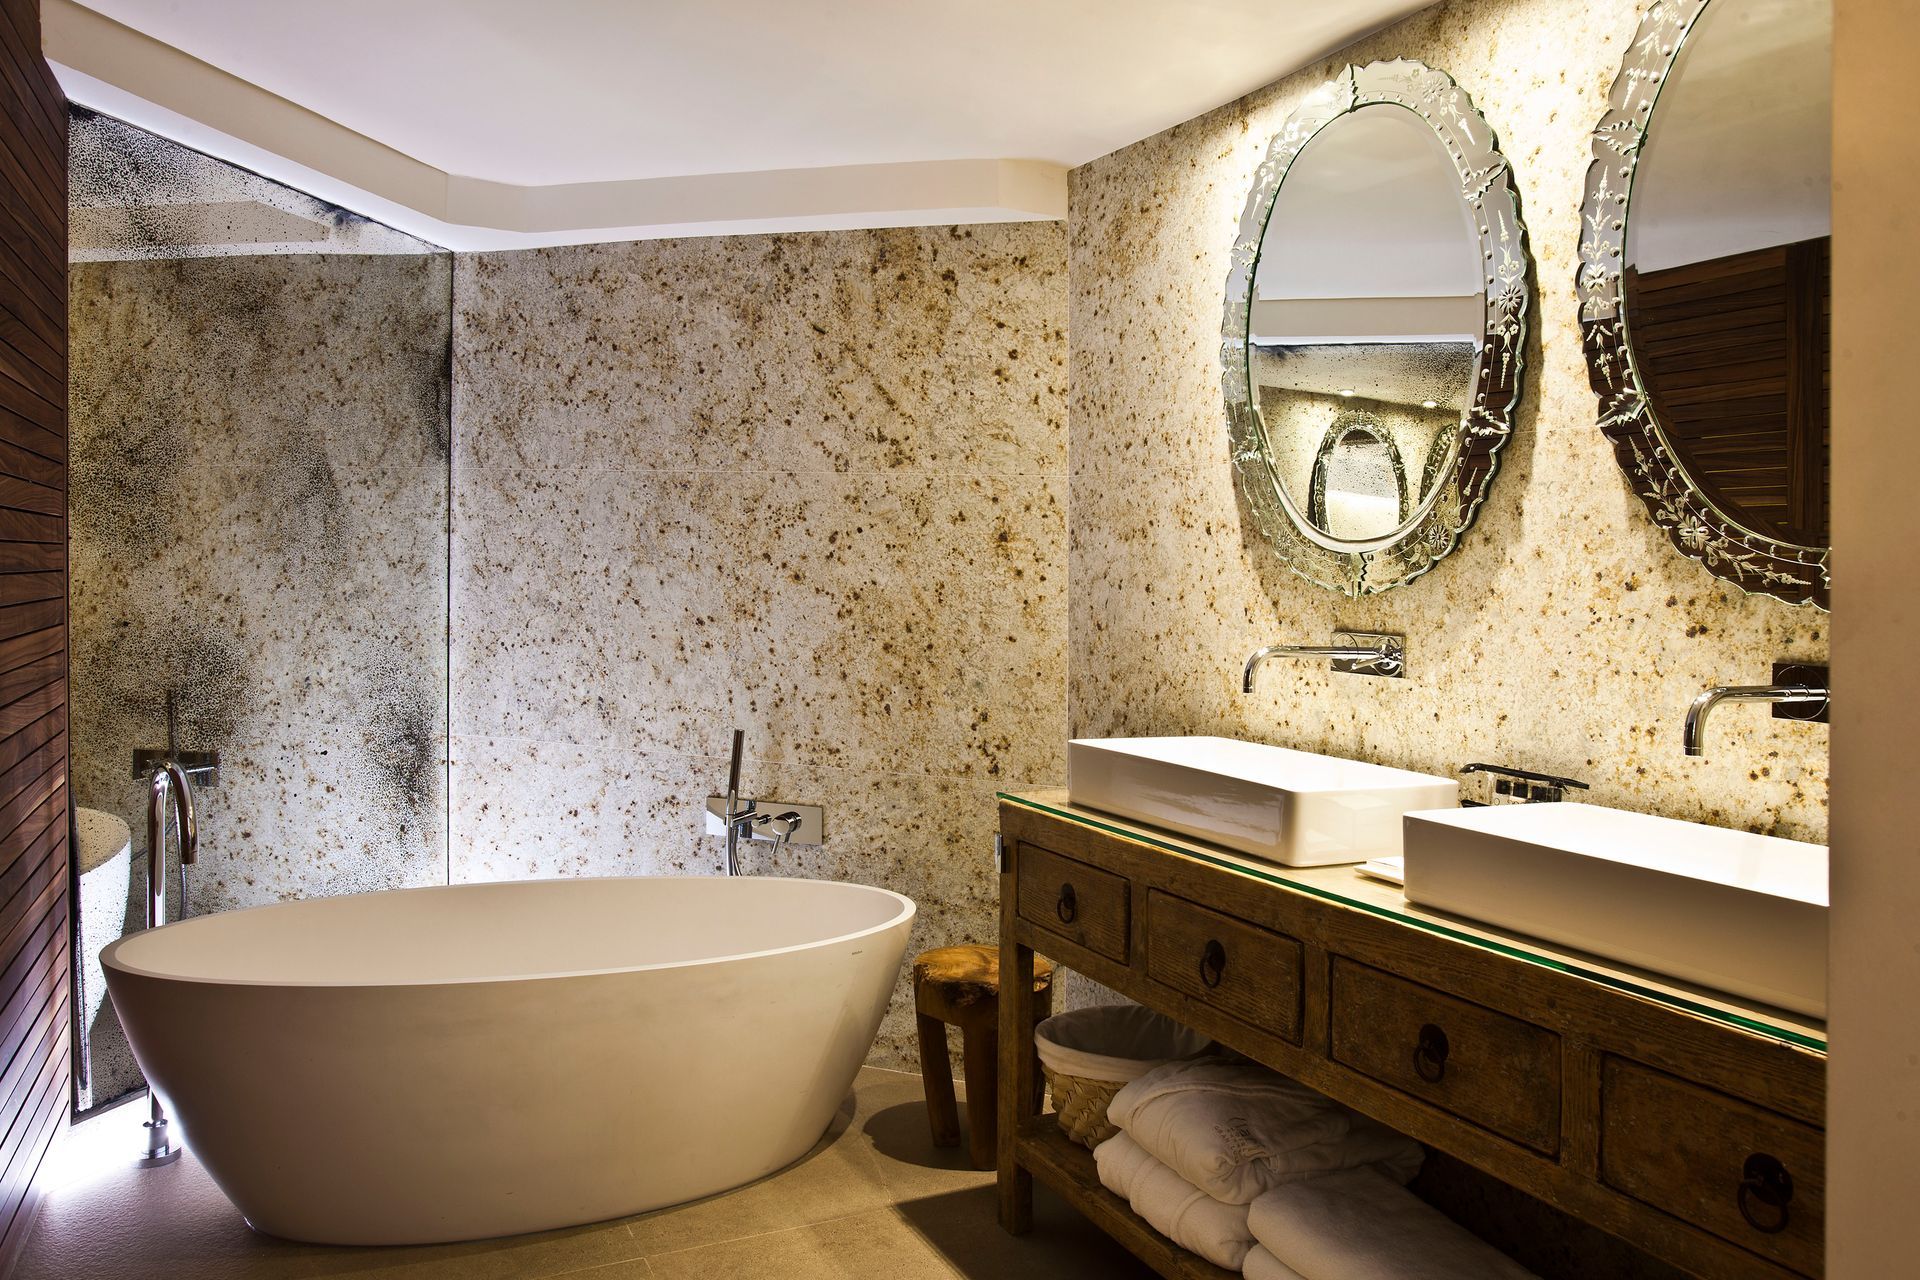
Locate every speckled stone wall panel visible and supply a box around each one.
[1068,0,1828,842]
[70,252,453,910]
[451,224,1069,1068]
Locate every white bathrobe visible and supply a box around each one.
[1106,1057,1424,1204]
[1248,1166,1540,1279]
[1093,1131,1256,1270]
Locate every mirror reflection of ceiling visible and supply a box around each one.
[1254,343,1471,412]
[1628,0,1831,272]
[69,107,440,261]
[1252,104,1482,345]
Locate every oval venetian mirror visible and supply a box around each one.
[1222,59,1530,595]
[1580,0,1832,607]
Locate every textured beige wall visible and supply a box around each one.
[1068,0,1829,841]
[1827,0,1920,1270]
[451,224,1068,1068]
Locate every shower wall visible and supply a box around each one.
[67,109,451,1107]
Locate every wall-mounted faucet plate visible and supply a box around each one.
[705,797,826,847]
[1771,663,1829,722]
[131,749,220,787]
[1332,630,1404,678]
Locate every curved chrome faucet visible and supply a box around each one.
[1683,668,1829,758]
[137,758,198,1168]
[1244,632,1404,691]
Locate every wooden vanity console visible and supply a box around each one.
[995,791,1827,1279]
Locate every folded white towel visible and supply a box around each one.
[1107,1057,1423,1204]
[1242,1245,1309,1280]
[1093,1132,1255,1271]
[1249,1166,1539,1280]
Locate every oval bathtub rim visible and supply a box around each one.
[100,875,918,990]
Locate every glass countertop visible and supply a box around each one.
[999,789,1826,1054]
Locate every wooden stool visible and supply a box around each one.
[912,944,1055,1170]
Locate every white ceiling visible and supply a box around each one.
[47,0,1433,250]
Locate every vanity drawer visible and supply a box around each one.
[1601,1057,1823,1275]
[1330,958,1561,1155]
[1015,844,1131,964]
[1145,890,1302,1043]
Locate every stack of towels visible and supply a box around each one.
[1091,1057,1538,1279]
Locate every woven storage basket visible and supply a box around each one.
[1034,1005,1211,1149]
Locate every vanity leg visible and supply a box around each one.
[998,830,1036,1234]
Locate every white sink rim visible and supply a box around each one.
[1066,735,1459,868]
[1403,802,1828,1018]
[1405,802,1827,907]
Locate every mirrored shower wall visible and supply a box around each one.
[67,108,452,1109]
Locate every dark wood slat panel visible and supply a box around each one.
[0,104,63,263]
[0,5,65,1269]
[0,1021,69,1229]
[0,476,58,517]
[0,20,63,191]
[0,395,61,463]
[0,902,58,1038]
[0,861,64,1008]
[0,675,59,741]
[0,22,60,162]
[0,59,64,206]
[0,739,65,850]
[0,629,59,679]
[0,0,61,110]
[0,508,62,546]
[0,934,62,1091]
[0,600,62,643]
[0,655,61,712]
[0,1042,67,1267]
[1625,237,1831,547]
[0,342,61,415]
[0,169,62,294]
[0,236,61,345]
[0,308,60,390]
[0,437,62,493]
[0,1087,63,1270]
[0,544,59,577]
[0,631,59,685]
[0,711,62,780]
[0,574,58,608]
[0,808,63,932]
[0,765,63,862]
[0,627,60,679]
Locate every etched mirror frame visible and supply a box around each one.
[1222,59,1530,596]
[1578,0,1830,608]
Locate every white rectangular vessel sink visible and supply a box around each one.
[1066,736,1458,867]
[1403,803,1828,1018]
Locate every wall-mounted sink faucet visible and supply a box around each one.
[1243,631,1404,690]
[1683,663,1829,758]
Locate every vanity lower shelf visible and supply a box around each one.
[994,790,1827,1280]
[1016,1119,1237,1280]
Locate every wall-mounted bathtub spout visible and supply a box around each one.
[137,758,198,1168]
[707,729,825,872]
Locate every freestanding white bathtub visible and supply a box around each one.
[101,876,915,1245]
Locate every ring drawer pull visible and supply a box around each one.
[1055,882,1077,924]
[1199,939,1227,988]
[1738,1153,1794,1234]
[1412,1023,1450,1083]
